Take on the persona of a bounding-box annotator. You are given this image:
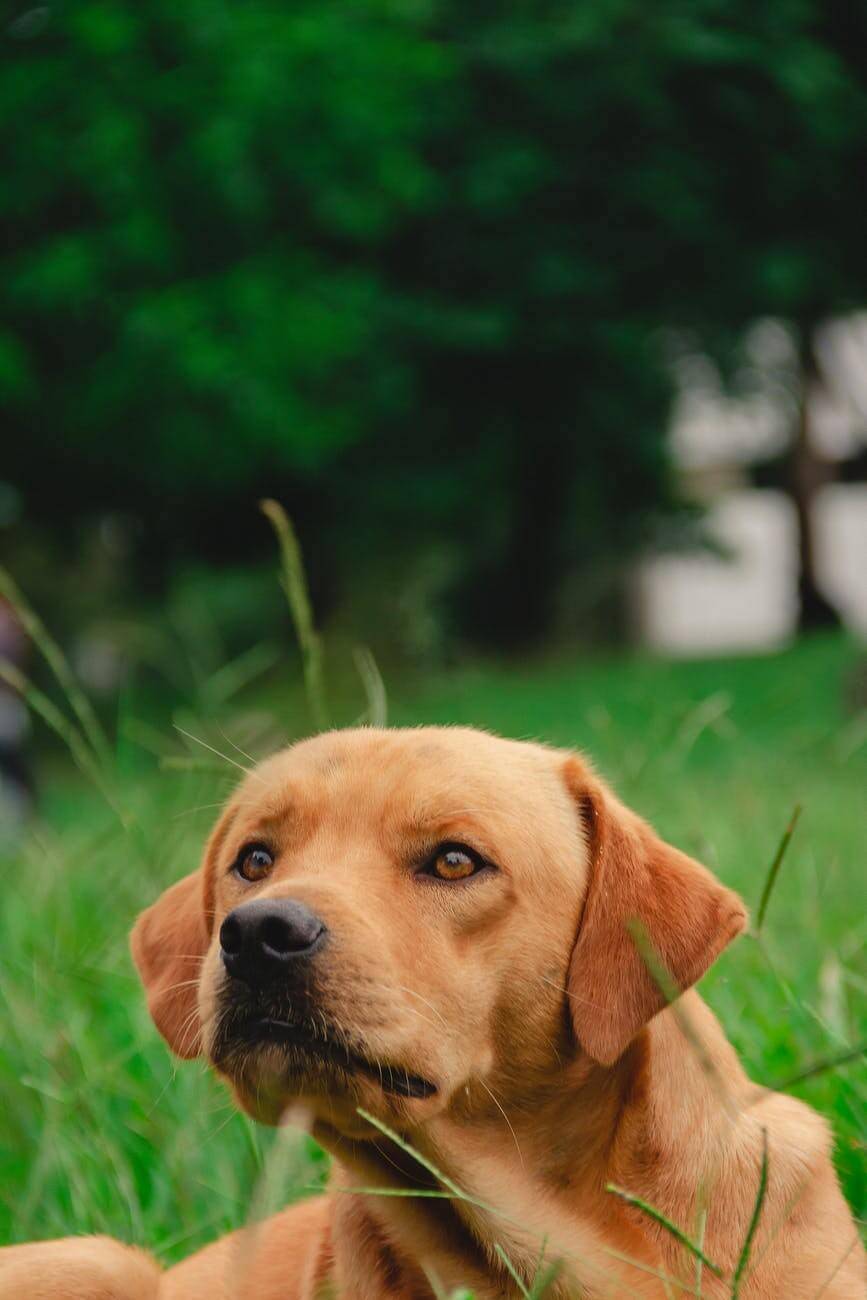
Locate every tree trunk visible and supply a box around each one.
[791,328,841,631]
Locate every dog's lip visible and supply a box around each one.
[238,1016,438,1101]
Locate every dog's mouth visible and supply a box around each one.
[223,1015,437,1101]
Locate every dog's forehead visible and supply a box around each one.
[239,727,569,832]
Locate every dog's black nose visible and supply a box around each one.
[219,899,327,986]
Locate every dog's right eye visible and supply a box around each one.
[233,844,274,883]
[420,843,487,882]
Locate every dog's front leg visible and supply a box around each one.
[0,1235,161,1300]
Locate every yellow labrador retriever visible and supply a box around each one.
[1,728,863,1298]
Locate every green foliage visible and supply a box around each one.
[1,0,444,472]
[5,2,865,637]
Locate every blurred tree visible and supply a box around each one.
[2,0,866,640]
[628,0,867,627]
[0,0,448,598]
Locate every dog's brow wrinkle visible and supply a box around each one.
[255,795,296,823]
[402,808,494,837]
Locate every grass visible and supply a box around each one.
[0,618,864,1283]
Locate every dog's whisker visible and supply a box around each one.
[173,725,266,783]
[157,977,203,996]
[216,725,260,770]
[171,802,229,821]
[475,1076,525,1170]
[371,1136,420,1184]
[341,977,442,1033]
[174,1005,202,1056]
[393,984,449,1028]
[537,974,605,1011]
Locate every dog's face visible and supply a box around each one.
[132,728,746,1136]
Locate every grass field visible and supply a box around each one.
[0,629,864,1271]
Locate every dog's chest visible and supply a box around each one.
[446,1149,666,1299]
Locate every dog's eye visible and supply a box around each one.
[424,844,484,882]
[234,844,274,883]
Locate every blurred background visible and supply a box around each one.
[0,0,865,1260]
[3,0,867,670]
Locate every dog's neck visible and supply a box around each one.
[315,993,749,1299]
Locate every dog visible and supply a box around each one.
[1,727,863,1298]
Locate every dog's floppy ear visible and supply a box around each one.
[130,871,209,1058]
[564,758,747,1066]
[130,808,234,1059]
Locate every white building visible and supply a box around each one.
[636,316,867,654]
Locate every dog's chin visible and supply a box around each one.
[207,1013,439,1129]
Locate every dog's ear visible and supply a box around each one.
[130,808,234,1059]
[563,758,747,1066]
[130,870,209,1058]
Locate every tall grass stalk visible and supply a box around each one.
[694,1205,708,1298]
[626,918,736,1119]
[0,565,112,770]
[605,1184,723,1279]
[353,645,388,726]
[730,1128,769,1297]
[772,1041,867,1091]
[159,756,237,776]
[812,1236,862,1300]
[494,1244,534,1299]
[0,659,123,821]
[260,499,329,730]
[756,805,802,933]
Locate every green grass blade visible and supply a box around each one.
[260,499,329,730]
[730,1127,769,1297]
[0,565,112,770]
[420,1268,452,1300]
[355,1108,467,1201]
[331,1186,453,1199]
[0,658,123,821]
[530,1262,562,1300]
[694,1203,708,1298]
[494,1243,532,1299]
[626,917,680,1004]
[756,804,802,933]
[353,645,387,726]
[200,641,281,708]
[811,1235,862,1299]
[528,1237,561,1299]
[159,755,237,776]
[772,1041,867,1091]
[605,1184,724,1279]
[626,918,735,1117]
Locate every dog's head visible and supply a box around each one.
[131,728,746,1134]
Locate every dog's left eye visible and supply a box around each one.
[423,844,485,882]
[234,844,274,882]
